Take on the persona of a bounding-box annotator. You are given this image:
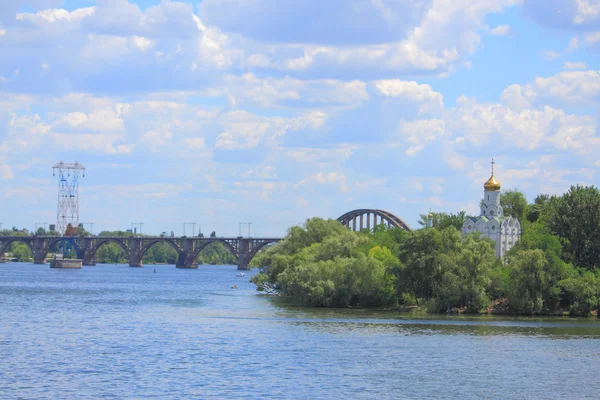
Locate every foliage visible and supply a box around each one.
[11,242,32,262]
[251,218,398,307]
[558,272,599,316]
[500,189,528,220]
[434,234,495,313]
[546,185,600,270]
[251,184,600,316]
[417,211,468,230]
[506,250,551,314]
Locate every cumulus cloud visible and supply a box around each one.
[215,110,328,150]
[523,0,600,31]
[502,69,600,106]
[564,61,588,69]
[374,80,444,113]
[490,25,512,35]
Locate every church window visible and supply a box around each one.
[468,225,472,230]
[483,211,486,215]
[490,210,494,216]
[492,226,496,230]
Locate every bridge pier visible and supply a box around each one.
[128,238,143,267]
[176,239,198,268]
[237,238,250,270]
[33,237,47,264]
[79,238,96,266]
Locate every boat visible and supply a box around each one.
[235,272,246,277]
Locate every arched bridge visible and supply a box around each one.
[337,209,411,231]
[0,209,411,269]
[0,236,280,270]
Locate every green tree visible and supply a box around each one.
[507,250,549,314]
[500,189,528,220]
[417,211,468,230]
[558,272,599,316]
[547,185,600,270]
[435,234,495,313]
[11,242,32,262]
[526,194,550,223]
[397,228,443,305]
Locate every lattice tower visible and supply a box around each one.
[53,161,85,235]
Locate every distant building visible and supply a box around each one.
[461,160,521,258]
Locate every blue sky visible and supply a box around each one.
[0,0,599,236]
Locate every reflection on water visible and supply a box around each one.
[1,263,599,400]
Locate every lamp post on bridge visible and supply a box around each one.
[34,222,49,234]
[80,222,94,236]
[183,222,195,237]
[238,222,253,237]
[131,222,143,236]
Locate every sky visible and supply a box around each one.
[0,0,599,237]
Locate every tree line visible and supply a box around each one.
[251,185,600,316]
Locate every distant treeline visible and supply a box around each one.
[251,185,600,316]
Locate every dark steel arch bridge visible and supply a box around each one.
[337,209,411,231]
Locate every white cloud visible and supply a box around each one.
[216,73,369,108]
[540,50,561,60]
[296,196,308,208]
[524,0,600,31]
[240,166,278,179]
[215,110,328,150]
[296,171,348,191]
[397,118,446,155]
[183,137,205,150]
[0,164,13,180]
[374,80,444,113]
[563,61,588,70]
[501,69,600,106]
[490,25,512,36]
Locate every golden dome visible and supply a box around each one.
[484,174,501,191]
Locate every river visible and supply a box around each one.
[1,263,599,399]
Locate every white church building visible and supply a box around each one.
[461,160,521,258]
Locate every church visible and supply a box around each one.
[461,160,521,258]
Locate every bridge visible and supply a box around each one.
[0,209,411,270]
[0,236,280,270]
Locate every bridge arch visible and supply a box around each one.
[187,239,239,267]
[37,237,67,260]
[91,238,129,257]
[0,237,34,255]
[337,209,411,232]
[140,238,183,260]
[249,239,279,259]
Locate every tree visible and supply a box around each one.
[500,189,528,220]
[398,228,443,305]
[547,185,600,270]
[417,211,468,230]
[507,250,550,314]
[11,242,32,262]
[435,234,495,313]
[558,272,599,316]
[526,194,550,223]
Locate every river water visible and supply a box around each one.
[1,263,600,399]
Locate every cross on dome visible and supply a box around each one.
[484,158,501,191]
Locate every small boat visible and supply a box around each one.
[231,285,238,289]
[235,272,246,277]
